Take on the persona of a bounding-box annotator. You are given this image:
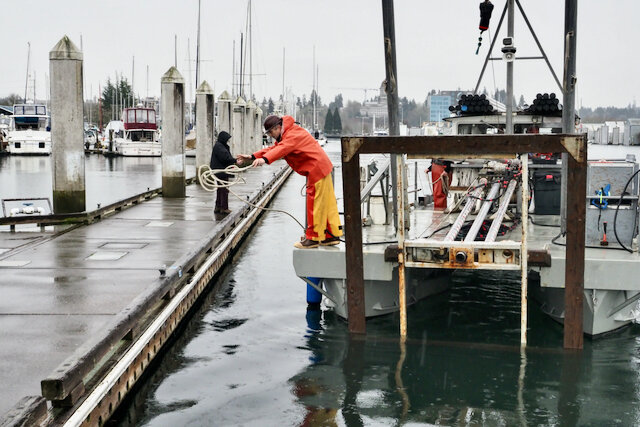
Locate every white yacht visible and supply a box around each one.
[113,107,160,156]
[6,104,51,155]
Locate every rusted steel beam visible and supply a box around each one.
[564,148,586,349]
[342,134,582,162]
[342,152,366,334]
[527,249,551,267]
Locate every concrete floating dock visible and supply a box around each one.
[0,161,291,425]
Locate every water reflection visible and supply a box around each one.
[0,155,195,211]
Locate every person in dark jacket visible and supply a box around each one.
[209,131,236,214]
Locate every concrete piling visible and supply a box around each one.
[161,67,186,198]
[49,36,85,213]
[245,101,256,153]
[232,96,246,154]
[254,105,263,150]
[195,81,214,183]
[217,91,232,137]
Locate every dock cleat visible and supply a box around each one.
[294,238,319,249]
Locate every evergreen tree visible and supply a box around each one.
[101,77,133,117]
[324,108,334,133]
[333,108,342,134]
[518,94,526,107]
[267,98,274,114]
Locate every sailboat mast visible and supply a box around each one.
[24,42,31,102]
[196,0,201,91]
[282,47,285,113]
[232,40,236,97]
[249,0,253,100]
[312,45,316,129]
[239,33,244,98]
[187,38,193,126]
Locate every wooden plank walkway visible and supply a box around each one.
[0,161,290,421]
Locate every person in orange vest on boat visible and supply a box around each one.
[237,115,343,249]
[428,159,451,210]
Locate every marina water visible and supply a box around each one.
[98,140,640,426]
[0,155,196,216]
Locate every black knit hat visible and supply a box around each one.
[263,115,282,133]
[217,131,231,144]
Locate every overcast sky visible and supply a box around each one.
[2,0,638,108]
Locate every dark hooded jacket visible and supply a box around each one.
[210,131,236,181]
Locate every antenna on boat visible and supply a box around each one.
[132,56,135,107]
[24,42,31,103]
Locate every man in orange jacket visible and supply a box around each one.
[237,115,342,249]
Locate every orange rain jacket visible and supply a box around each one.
[252,115,333,185]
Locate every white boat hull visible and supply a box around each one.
[322,268,452,318]
[6,130,51,155]
[530,271,640,336]
[114,140,161,157]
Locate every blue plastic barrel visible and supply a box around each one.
[306,277,323,304]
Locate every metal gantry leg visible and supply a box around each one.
[520,155,529,346]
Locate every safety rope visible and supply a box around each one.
[197,164,305,230]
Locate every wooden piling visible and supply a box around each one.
[342,141,366,334]
[564,152,586,349]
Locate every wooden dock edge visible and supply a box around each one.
[1,166,291,427]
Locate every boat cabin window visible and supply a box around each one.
[36,106,46,115]
[23,105,36,115]
[148,110,156,123]
[457,123,500,134]
[136,110,148,123]
[14,106,24,115]
[127,110,135,123]
[129,130,155,142]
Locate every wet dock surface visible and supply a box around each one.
[0,160,288,416]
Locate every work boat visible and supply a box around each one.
[113,107,160,156]
[443,103,640,336]
[293,154,453,319]
[6,103,51,155]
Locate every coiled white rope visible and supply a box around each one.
[197,164,305,230]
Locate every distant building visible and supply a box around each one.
[427,90,469,122]
[360,82,388,120]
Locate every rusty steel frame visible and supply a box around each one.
[341,134,586,350]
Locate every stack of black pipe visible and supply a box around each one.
[524,93,562,116]
[448,94,495,116]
